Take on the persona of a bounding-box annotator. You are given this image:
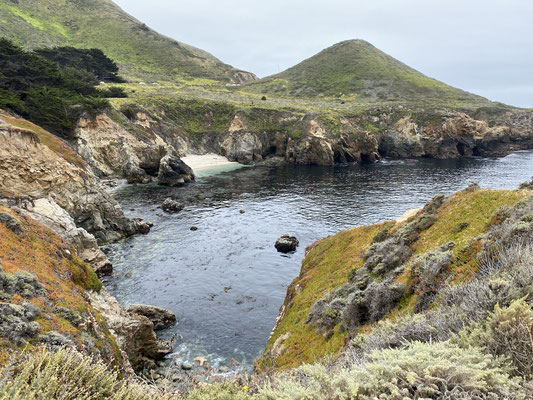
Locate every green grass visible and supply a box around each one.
[261,188,531,371]
[0,0,248,83]
[242,40,493,106]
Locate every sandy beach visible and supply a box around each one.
[181,153,243,177]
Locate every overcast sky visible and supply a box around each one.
[114,0,532,108]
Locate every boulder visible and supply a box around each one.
[286,136,335,165]
[157,155,195,187]
[275,234,299,253]
[181,361,193,370]
[128,304,177,330]
[161,198,184,214]
[89,288,172,370]
[221,131,264,164]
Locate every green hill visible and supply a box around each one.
[244,39,486,103]
[0,0,255,83]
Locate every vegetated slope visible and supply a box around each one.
[260,184,533,371]
[0,206,122,367]
[0,38,117,137]
[0,0,255,83]
[3,184,533,400]
[244,39,490,104]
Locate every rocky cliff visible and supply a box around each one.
[74,101,533,183]
[0,111,147,246]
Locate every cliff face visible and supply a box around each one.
[76,103,533,182]
[65,100,533,183]
[259,184,533,370]
[0,111,145,244]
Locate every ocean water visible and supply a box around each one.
[103,151,533,369]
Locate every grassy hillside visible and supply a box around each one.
[243,40,490,104]
[0,0,253,83]
[260,186,532,370]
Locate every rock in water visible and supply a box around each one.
[181,361,193,370]
[161,198,184,214]
[275,234,299,253]
[128,304,177,330]
[157,155,195,187]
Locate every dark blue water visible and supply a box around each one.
[104,151,533,369]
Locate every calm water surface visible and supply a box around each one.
[104,151,533,369]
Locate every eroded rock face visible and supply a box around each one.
[157,155,195,187]
[229,70,258,85]
[0,121,141,243]
[221,131,265,164]
[15,198,113,276]
[89,288,172,370]
[379,111,533,159]
[76,114,169,182]
[128,304,176,330]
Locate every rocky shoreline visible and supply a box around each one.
[2,103,533,394]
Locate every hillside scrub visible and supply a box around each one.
[0,348,171,400]
[0,206,121,368]
[0,38,116,137]
[262,186,532,369]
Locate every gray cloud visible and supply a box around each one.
[114,0,533,107]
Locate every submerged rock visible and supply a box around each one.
[161,198,184,214]
[275,234,299,253]
[157,155,195,187]
[128,304,177,330]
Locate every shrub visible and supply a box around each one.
[185,383,251,400]
[120,103,141,121]
[257,341,524,399]
[456,299,533,379]
[0,347,171,400]
[99,86,128,98]
[0,38,111,137]
[519,178,533,190]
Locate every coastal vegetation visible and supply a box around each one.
[0,38,124,137]
[0,0,533,398]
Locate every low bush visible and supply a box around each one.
[257,341,524,399]
[0,348,171,400]
[455,298,533,379]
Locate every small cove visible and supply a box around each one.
[103,151,533,370]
